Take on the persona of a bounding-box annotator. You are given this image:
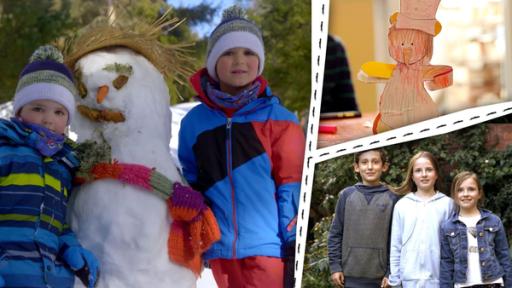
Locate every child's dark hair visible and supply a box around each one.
[395,151,439,195]
[451,171,484,209]
[353,149,388,164]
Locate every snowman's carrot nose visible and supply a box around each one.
[96,85,109,104]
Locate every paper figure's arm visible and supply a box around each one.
[357,61,395,83]
[423,65,453,91]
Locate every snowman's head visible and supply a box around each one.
[63,15,191,143]
[72,47,171,135]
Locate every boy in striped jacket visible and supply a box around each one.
[0,45,98,288]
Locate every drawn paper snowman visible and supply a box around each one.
[358,0,453,133]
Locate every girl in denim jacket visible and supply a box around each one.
[440,171,512,288]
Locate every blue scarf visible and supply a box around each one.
[206,81,261,110]
[11,118,65,157]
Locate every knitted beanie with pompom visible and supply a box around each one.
[206,5,264,81]
[13,45,77,124]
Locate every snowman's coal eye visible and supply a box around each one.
[113,75,129,90]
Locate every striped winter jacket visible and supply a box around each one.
[178,69,305,260]
[0,118,81,287]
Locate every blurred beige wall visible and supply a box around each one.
[329,0,377,113]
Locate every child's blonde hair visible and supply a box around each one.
[395,151,439,195]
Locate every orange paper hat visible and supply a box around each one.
[395,0,441,35]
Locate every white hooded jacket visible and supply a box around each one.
[388,192,454,288]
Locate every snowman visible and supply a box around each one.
[63,18,218,288]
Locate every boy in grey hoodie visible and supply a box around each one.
[328,149,399,288]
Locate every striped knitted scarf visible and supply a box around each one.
[76,162,220,276]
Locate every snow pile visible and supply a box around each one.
[0,101,13,119]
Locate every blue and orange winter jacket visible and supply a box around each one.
[178,69,305,260]
[0,118,81,287]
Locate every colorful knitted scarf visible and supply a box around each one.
[77,162,221,276]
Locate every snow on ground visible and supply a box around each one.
[0,101,13,118]
[197,268,217,288]
[170,102,200,171]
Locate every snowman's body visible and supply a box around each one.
[69,48,196,287]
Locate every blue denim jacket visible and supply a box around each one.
[440,209,512,288]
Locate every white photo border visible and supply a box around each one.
[295,1,329,286]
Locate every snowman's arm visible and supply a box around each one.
[424,65,453,91]
[357,61,394,84]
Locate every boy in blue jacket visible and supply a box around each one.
[0,45,99,288]
[178,5,305,288]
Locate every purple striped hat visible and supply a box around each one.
[13,45,77,124]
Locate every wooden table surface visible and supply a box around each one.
[317,112,376,148]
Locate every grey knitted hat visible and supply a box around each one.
[206,5,265,81]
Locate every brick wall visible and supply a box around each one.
[486,124,512,151]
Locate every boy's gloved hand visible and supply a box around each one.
[63,246,99,288]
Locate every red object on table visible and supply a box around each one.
[319,125,337,134]
[317,112,377,148]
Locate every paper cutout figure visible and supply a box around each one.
[358,0,453,133]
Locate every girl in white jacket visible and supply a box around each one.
[388,151,454,288]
